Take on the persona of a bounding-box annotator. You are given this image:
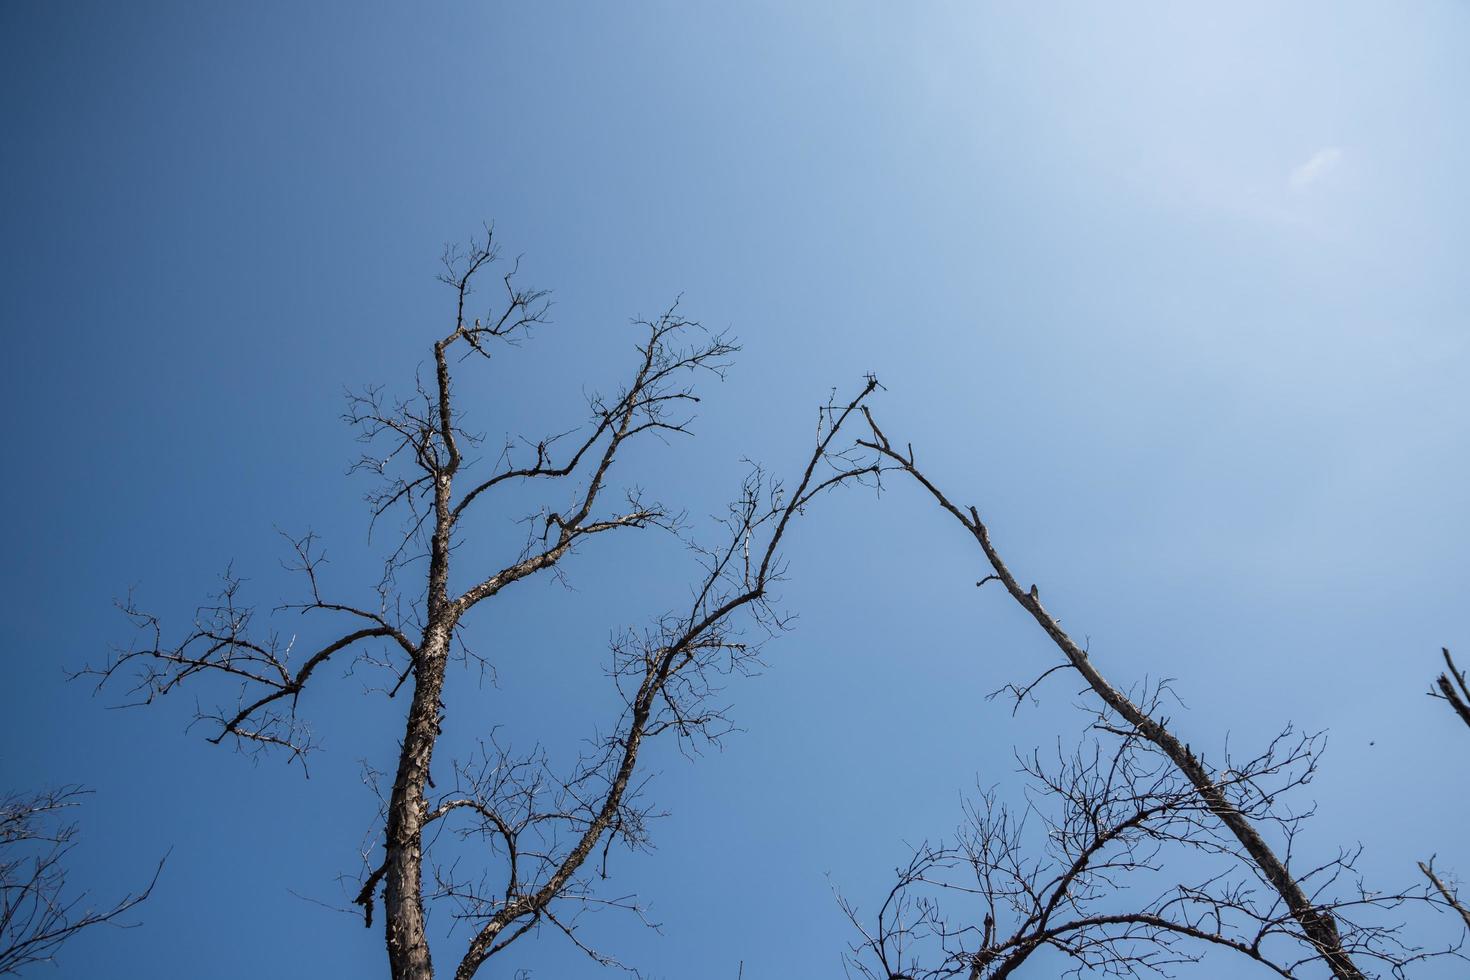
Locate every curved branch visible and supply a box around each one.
[859,411,1368,980]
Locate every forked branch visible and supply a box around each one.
[448,378,882,980]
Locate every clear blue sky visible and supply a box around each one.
[2,3,1467,977]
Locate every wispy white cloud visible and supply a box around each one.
[1289,146,1343,189]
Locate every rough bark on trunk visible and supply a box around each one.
[383,626,450,980]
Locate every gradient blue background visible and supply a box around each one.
[2,3,1467,977]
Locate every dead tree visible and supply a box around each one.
[1429,649,1470,731]
[856,413,1396,979]
[82,229,880,980]
[0,787,159,975]
[840,710,1450,980]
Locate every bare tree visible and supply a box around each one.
[854,413,1425,979]
[0,787,159,975]
[839,696,1451,980]
[81,229,880,980]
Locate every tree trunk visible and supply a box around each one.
[383,625,450,980]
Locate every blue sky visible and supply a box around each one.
[2,2,1468,977]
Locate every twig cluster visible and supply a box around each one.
[841,705,1453,980]
[0,787,161,975]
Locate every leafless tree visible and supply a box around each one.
[839,693,1454,980]
[853,412,1444,980]
[80,229,880,980]
[0,787,159,975]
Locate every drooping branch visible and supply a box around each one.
[857,412,1374,980]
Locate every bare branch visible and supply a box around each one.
[841,727,1453,980]
[1419,858,1470,933]
[450,377,882,980]
[88,229,885,980]
[1429,648,1470,731]
[0,787,162,975]
[857,410,1383,979]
